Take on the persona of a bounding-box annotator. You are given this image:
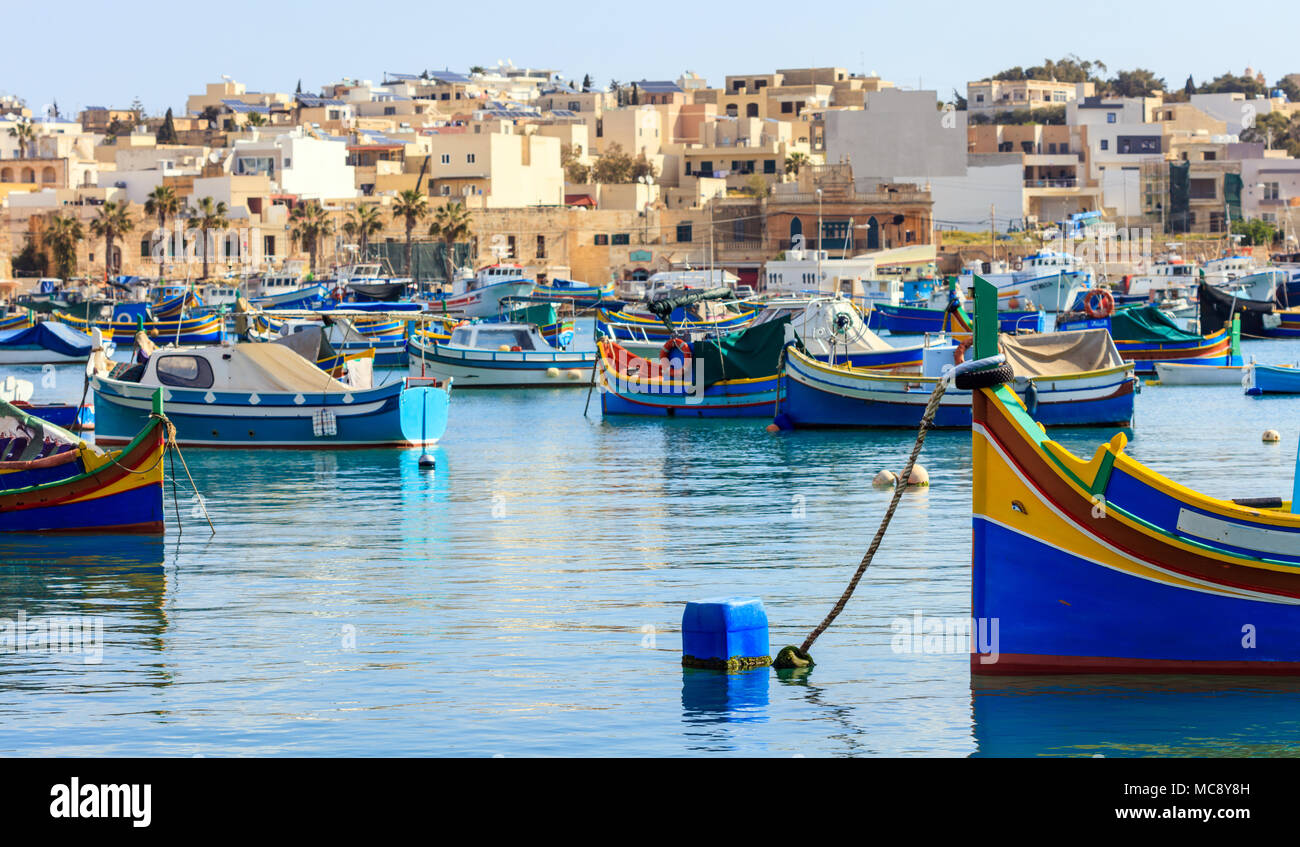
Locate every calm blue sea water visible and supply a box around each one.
[5,332,1300,757]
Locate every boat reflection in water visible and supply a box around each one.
[681,667,770,725]
[971,675,1300,757]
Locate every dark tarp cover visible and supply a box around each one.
[347,282,409,302]
[1198,280,1273,336]
[0,322,94,358]
[691,315,791,386]
[1109,304,1203,343]
[1168,161,1191,233]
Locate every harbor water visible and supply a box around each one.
[6,331,1300,757]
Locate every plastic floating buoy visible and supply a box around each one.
[497,344,511,352]
[681,598,771,671]
[908,464,930,486]
[1264,429,1282,443]
[765,423,781,433]
[418,453,436,469]
[546,367,560,378]
[872,470,897,487]
[567,369,584,380]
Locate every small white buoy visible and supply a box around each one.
[908,465,930,486]
[1264,429,1282,443]
[567,369,584,380]
[546,367,560,378]
[418,454,436,469]
[872,470,897,487]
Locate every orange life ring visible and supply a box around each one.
[661,337,691,367]
[332,286,346,301]
[953,338,973,365]
[1084,288,1115,319]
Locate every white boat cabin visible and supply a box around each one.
[445,323,551,352]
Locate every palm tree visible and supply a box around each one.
[343,204,384,259]
[43,213,84,280]
[143,185,182,266]
[391,189,428,276]
[7,119,36,159]
[289,201,334,276]
[88,202,134,279]
[245,112,267,127]
[191,196,229,280]
[427,201,473,285]
[784,151,810,178]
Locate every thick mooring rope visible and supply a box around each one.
[775,377,951,669]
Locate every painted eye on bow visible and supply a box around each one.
[1011,500,1027,514]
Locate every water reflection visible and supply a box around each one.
[681,667,769,725]
[971,675,1300,757]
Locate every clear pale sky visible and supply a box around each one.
[5,0,1297,116]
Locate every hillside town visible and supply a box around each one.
[2,59,1298,294]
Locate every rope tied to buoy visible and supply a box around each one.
[774,353,1010,670]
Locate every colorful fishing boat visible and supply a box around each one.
[1153,361,1245,386]
[866,301,1044,335]
[745,297,928,371]
[0,392,164,533]
[54,310,225,345]
[0,321,94,364]
[11,401,95,431]
[780,328,1135,429]
[1058,305,1237,375]
[0,312,34,331]
[529,277,614,307]
[596,304,758,346]
[430,264,536,318]
[152,288,204,319]
[91,342,449,447]
[408,322,593,387]
[1198,281,1278,338]
[1244,362,1300,395]
[597,316,791,417]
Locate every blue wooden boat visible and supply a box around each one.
[12,401,94,431]
[780,328,1135,429]
[0,321,94,364]
[1058,306,1238,375]
[597,316,791,417]
[408,322,593,387]
[0,392,164,533]
[54,309,224,345]
[0,312,33,331]
[528,278,615,307]
[867,302,1044,335]
[91,343,449,447]
[1244,362,1300,395]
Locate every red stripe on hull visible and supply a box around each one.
[973,652,1300,675]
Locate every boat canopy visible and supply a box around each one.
[0,396,84,457]
[691,314,791,386]
[134,344,352,393]
[1110,304,1203,343]
[999,329,1124,377]
[0,322,93,357]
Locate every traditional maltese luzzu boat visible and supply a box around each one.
[968,278,1300,674]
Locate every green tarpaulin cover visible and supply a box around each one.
[1110,304,1203,343]
[692,315,791,386]
[503,302,558,326]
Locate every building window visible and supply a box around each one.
[1264,182,1280,200]
[611,233,630,245]
[384,106,396,116]
[506,235,516,258]
[140,237,151,257]
[264,235,276,257]
[700,161,713,174]
[746,103,759,118]
[440,154,450,164]
[1106,113,1116,123]
[1048,143,1057,154]
[467,153,476,163]
[1190,178,1217,200]
[594,234,609,245]
[1100,140,1109,151]
[764,160,776,174]
[536,234,545,259]
[676,223,692,242]
[975,94,984,103]
[568,101,580,111]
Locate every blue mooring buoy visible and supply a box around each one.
[681,597,771,671]
[418,453,436,469]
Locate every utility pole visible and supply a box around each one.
[990,203,996,267]
[817,187,823,292]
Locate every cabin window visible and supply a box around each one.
[155,355,214,389]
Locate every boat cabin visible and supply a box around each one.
[446,323,549,352]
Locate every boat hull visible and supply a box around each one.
[92,378,448,447]
[781,348,1135,429]
[1245,363,1300,395]
[438,281,536,318]
[407,336,593,387]
[1153,362,1245,385]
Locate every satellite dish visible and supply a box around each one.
[209,152,221,163]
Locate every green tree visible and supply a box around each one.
[191,196,230,279]
[1184,75,1197,96]
[343,204,385,257]
[949,89,968,110]
[427,201,473,284]
[288,200,333,276]
[156,107,179,144]
[1232,218,1277,246]
[990,55,1106,84]
[7,118,35,158]
[561,143,590,183]
[630,152,657,183]
[88,201,134,278]
[390,189,429,274]
[43,213,84,280]
[592,142,634,183]
[144,185,182,264]
[1107,68,1166,98]
[745,174,771,199]
[245,112,267,127]
[1198,72,1266,96]
[582,74,592,92]
[1276,75,1300,103]
[784,151,810,176]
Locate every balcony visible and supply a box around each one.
[1024,178,1079,189]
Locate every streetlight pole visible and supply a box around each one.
[816,187,823,293]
